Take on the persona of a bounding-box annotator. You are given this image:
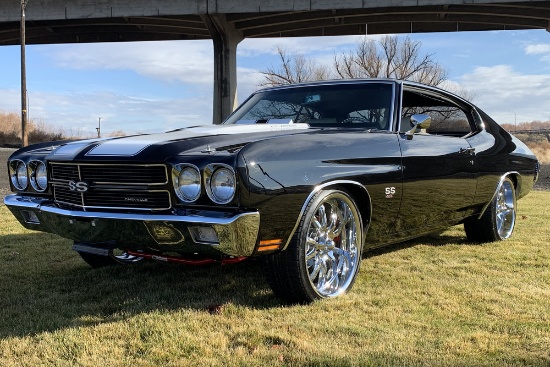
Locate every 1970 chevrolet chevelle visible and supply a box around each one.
[5,79,539,303]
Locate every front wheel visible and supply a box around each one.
[264,189,364,303]
[464,177,517,242]
[77,249,143,268]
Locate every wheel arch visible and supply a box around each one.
[281,180,372,251]
[478,171,518,219]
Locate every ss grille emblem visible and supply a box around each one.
[68,180,89,192]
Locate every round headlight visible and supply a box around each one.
[30,161,48,192]
[174,165,201,202]
[36,162,48,190]
[15,161,28,190]
[208,167,235,204]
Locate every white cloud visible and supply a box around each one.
[524,43,550,55]
[42,41,215,86]
[238,35,365,57]
[458,65,550,124]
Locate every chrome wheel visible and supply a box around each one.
[464,176,517,243]
[263,189,364,303]
[304,192,362,298]
[495,180,516,239]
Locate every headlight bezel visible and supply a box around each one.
[9,159,28,191]
[205,164,237,205]
[29,160,48,192]
[172,163,202,203]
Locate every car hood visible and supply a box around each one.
[46,124,311,162]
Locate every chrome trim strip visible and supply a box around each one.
[49,162,169,186]
[77,164,84,206]
[282,180,372,251]
[52,187,172,212]
[49,162,171,211]
[478,171,519,219]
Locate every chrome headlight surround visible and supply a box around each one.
[29,160,48,192]
[172,164,202,203]
[9,160,28,190]
[205,164,236,205]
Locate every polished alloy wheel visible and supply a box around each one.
[495,180,516,239]
[304,193,361,298]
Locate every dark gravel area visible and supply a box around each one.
[1,148,549,204]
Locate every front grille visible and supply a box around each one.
[51,163,167,184]
[50,163,170,211]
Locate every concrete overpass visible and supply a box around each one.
[1,0,550,123]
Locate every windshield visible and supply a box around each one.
[224,82,394,130]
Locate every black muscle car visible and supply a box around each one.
[4,79,539,303]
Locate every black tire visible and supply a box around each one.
[77,249,143,268]
[464,177,517,242]
[264,189,364,303]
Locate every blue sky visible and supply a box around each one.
[1,29,550,136]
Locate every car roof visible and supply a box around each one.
[258,78,472,107]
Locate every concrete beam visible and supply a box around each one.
[0,0,207,22]
[201,14,243,124]
[3,0,549,22]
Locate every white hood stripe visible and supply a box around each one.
[85,124,309,157]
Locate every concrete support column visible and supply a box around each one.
[201,14,243,124]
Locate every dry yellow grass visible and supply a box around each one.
[0,191,549,366]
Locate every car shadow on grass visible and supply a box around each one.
[0,232,281,338]
[0,229,479,338]
[364,230,474,259]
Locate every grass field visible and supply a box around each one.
[0,192,549,366]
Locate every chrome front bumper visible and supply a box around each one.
[4,194,260,257]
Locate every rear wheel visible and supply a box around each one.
[78,249,143,268]
[264,189,364,303]
[464,177,516,242]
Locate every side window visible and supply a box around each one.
[402,89,474,137]
[347,108,390,129]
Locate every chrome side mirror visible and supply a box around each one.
[405,114,432,140]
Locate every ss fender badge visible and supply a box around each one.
[385,186,396,199]
[68,180,89,192]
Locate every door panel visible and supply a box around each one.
[397,134,477,236]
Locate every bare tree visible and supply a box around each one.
[333,36,448,86]
[260,36,448,88]
[259,46,332,86]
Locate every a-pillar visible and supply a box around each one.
[201,14,243,124]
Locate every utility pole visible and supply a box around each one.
[20,0,29,147]
[96,117,101,138]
